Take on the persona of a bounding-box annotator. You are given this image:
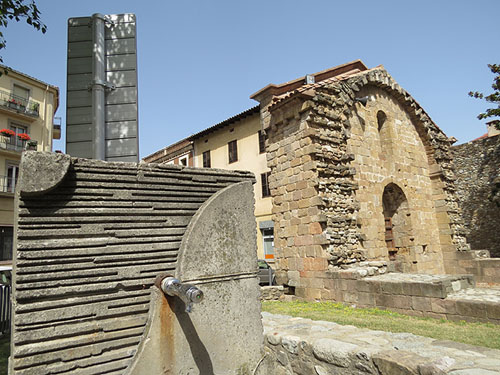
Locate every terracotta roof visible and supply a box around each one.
[142,106,260,162]
[250,60,368,101]
[188,105,260,141]
[142,138,193,163]
[267,65,380,111]
[471,133,488,141]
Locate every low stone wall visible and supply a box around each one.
[261,286,285,301]
[455,250,500,287]
[323,270,500,324]
[262,312,500,374]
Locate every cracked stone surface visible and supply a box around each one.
[262,312,500,374]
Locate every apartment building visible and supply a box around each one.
[0,65,59,264]
[143,106,275,261]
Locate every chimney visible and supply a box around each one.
[486,120,500,137]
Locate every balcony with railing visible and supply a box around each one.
[0,175,16,194]
[0,132,37,154]
[0,89,39,119]
[53,116,61,139]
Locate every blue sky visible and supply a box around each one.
[2,0,499,157]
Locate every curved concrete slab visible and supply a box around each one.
[18,151,71,196]
[127,180,263,374]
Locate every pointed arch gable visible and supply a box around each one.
[339,69,469,256]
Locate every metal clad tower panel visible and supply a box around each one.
[67,16,92,158]
[67,14,139,162]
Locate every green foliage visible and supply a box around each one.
[469,64,500,130]
[0,0,46,62]
[262,301,500,350]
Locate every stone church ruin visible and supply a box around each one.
[250,60,499,302]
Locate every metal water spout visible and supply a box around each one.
[160,277,204,313]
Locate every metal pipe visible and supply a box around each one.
[91,13,106,160]
[160,277,204,313]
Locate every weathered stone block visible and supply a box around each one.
[412,296,432,312]
[392,295,412,310]
[356,280,372,293]
[431,298,456,315]
[401,282,423,296]
[372,350,426,375]
[312,338,358,368]
[484,302,500,320]
[420,283,447,298]
[357,292,375,306]
[455,300,487,319]
[381,281,403,295]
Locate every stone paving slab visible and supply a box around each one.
[262,312,500,374]
[367,273,464,283]
[447,288,500,304]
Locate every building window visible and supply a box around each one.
[203,150,211,168]
[13,84,29,106]
[179,155,188,166]
[9,123,28,150]
[0,227,13,261]
[228,140,237,163]
[258,130,266,154]
[261,228,274,259]
[261,172,271,197]
[3,163,19,194]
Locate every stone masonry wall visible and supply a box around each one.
[346,85,445,273]
[266,98,330,300]
[337,70,470,272]
[452,134,500,257]
[454,250,500,287]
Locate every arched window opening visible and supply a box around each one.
[377,110,393,157]
[377,110,387,131]
[382,183,412,260]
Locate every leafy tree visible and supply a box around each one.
[469,64,500,130]
[0,0,46,62]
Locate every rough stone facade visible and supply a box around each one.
[257,66,470,299]
[261,313,500,374]
[453,134,500,258]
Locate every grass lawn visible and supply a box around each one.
[0,334,8,375]
[262,301,500,350]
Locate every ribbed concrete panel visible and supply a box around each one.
[10,153,255,375]
[67,13,139,162]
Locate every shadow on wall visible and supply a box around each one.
[167,297,214,375]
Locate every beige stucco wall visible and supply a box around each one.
[0,195,14,226]
[0,68,58,236]
[0,70,57,152]
[347,87,445,273]
[193,113,274,260]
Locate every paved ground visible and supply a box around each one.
[447,288,500,304]
[262,312,500,374]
